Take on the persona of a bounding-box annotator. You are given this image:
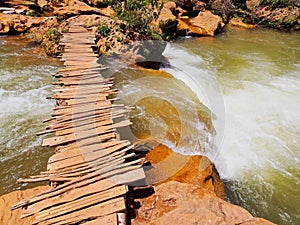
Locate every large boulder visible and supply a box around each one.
[178,10,224,36]
[143,143,225,199]
[131,181,276,225]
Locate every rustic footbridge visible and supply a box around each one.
[11,23,145,225]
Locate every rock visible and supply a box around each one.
[204,0,234,21]
[228,18,257,29]
[0,22,10,33]
[37,0,53,11]
[54,0,113,18]
[240,218,277,225]
[156,2,178,39]
[246,0,260,11]
[144,143,225,199]
[131,181,276,225]
[255,6,300,29]
[0,186,50,225]
[0,13,53,34]
[67,14,113,27]
[176,0,206,16]
[178,10,224,36]
[175,6,188,17]
[157,1,177,24]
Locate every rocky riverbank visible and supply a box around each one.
[0,143,276,225]
[1,0,299,55]
[0,0,297,224]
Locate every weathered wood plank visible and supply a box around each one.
[34,197,125,225]
[80,214,118,225]
[14,168,144,211]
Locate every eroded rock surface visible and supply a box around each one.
[178,10,224,36]
[132,181,276,225]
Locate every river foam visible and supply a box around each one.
[163,29,300,224]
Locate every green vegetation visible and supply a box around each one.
[108,0,164,40]
[260,0,291,8]
[97,25,111,37]
[43,27,61,55]
[26,10,37,17]
[45,28,60,40]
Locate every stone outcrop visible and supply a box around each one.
[157,1,225,37]
[228,17,257,29]
[178,11,224,36]
[128,142,276,225]
[0,13,55,34]
[242,0,300,29]
[131,181,276,225]
[53,0,113,18]
[143,143,225,199]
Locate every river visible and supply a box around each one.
[113,27,300,225]
[0,35,61,195]
[170,28,300,225]
[0,28,299,225]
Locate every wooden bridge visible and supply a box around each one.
[11,23,145,225]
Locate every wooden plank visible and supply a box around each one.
[47,141,128,165]
[42,130,116,147]
[46,142,132,172]
[80,214,118,225]
[35,198,125,225]
[27,185,127,221]
[15,168,144,212]
[11,24,147,225]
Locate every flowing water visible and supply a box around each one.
[111,28,299,225]
[170,28,300,225]
[0,36,61,195]
[1,28,299,225]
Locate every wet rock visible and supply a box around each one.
[144,143,225,199]
[178,10,224,36]
[0,186,50,225]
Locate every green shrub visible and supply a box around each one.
[97,25,111,37]
[260,0,291,8]
[108,0,164,39]
[45,28,60,41]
